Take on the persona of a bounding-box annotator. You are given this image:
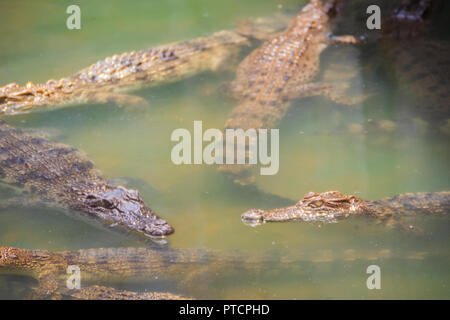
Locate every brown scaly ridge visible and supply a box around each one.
[0,120,173,238]
[220,0,366,185]
[0,245,441,299]
[242,190,450,232]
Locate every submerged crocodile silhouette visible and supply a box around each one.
[0,120,173,237]
[0,245,440,300]
[381,0,449,123]
[0,30,249,115]
[348,0,450,135]
[241,190,450,232]
[220,0,365,185]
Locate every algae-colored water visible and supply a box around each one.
[0,0,449,299]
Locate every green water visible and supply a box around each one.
[0,0,449,299]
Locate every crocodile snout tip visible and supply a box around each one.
[144,219,175,238]
[241,208,265,225]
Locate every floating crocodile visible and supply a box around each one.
[0,30,249,115]
[219,0,366,185]
[0,120,173,237]
[0,245,440,299]
[241,190,450,232]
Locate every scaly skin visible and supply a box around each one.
[242,190,450,232]
[0,30,248,115]
[220,0,364,184]
[0,120,173,237]
[0,245,439,299]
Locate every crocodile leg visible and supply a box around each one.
[375,214,424,236]
[0,198,22,210]
[20,127,65,142]
[32,271,62,299]
[81,90,149,110]
[327,34,361,45]
[283,82,366,105]
[236,20,282,41]
[0,196,44,210]
[235,13,292,40]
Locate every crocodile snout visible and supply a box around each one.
[143,218,175,238]
[241,208,265,224]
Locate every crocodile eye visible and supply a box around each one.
[310,200,323,208]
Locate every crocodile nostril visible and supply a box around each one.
[241,209,264,221]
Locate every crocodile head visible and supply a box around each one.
[241,191,367,224]
[72,185,174,238]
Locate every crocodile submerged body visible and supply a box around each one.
[0,245,439,299]
[0,120,173,237]
[0,30,249,115]
[376,0,449,130]
[220,0,364,184]
[242,190,450,232]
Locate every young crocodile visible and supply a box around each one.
[0,245,438,299]
[241,190,450,232]
[220,0,364,184]
[0,30,248,115]
[0,120,173,237]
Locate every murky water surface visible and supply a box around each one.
[0,0,449,299]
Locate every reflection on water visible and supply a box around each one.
[0,0,449,299]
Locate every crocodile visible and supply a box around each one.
[0,120,173,237]
[220,0,365,185]
[241,190,450,232]
[0,30,249,115]
[0,245,440,299]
